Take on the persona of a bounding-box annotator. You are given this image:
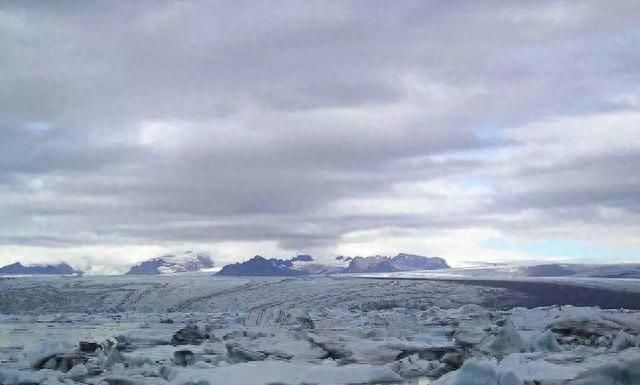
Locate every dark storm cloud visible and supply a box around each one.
[0,1,639,267]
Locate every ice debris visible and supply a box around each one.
[435,359,521,385]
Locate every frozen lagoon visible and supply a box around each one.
[1,274,640,385]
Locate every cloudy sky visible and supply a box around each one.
[1,1,639,273]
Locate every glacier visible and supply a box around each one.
[1,273,640,385]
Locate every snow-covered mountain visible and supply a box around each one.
[216,253,450,276]
[343,253,450,273]
[290,254,314,262]
[125,252,214,275]
[390,253,450,270]
[216,255,308,276]
[0,262,81,276]
[343,256,397,273]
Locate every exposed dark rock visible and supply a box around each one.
[0,262,80,275]
[225,342,267,362]
[283,310,315,330]
[101,376,146,385]
[222,330,268,340]
[171,325,207,346]
[126,252,214,275]
[391,253,450,270]
[290,254,314,262]
[86,366,103,376]
[33,353,88,372]
[388,354,448,377]
[112,334,170,350]
[78,341,101,354]
[548,318,628,338]
[174,350,196,366]
[306,335,354,363]
[216,256,308,277]
[343,256,397,273]
[441,352,463,368]
[343,253,449,273]
[396,346,457,361]
[245,308,315,330]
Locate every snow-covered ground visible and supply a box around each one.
[1,274,640,385]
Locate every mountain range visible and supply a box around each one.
[0,262,81,275]
[215,253,450,276]
[0,252,451,277]
[3,254,640,279]
[125,251,215,275]
[342,253,450,273]
[216,255,309,277]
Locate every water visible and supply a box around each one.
[0,319,140,369]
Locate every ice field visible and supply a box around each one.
[1,274,640,385]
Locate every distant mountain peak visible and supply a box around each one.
[126,251,214,275]
[216,255,307,277]
[0,262,81,276]
[290,254,314,262]
[343,253,449,273]
[215,253,449,277]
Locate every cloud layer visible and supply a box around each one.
[1,1,639,272]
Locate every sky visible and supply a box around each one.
[1,1,639,273]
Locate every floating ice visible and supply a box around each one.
[530,330,562,353]
[435,359,521,385]
[163,361,403,385]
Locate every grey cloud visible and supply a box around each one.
[0,1,639,267]
[489,149,640,215]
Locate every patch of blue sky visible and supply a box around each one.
[24,121,51,131]
[437,124,510,162]
[472,124,507,142]
[460,176,494,194]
